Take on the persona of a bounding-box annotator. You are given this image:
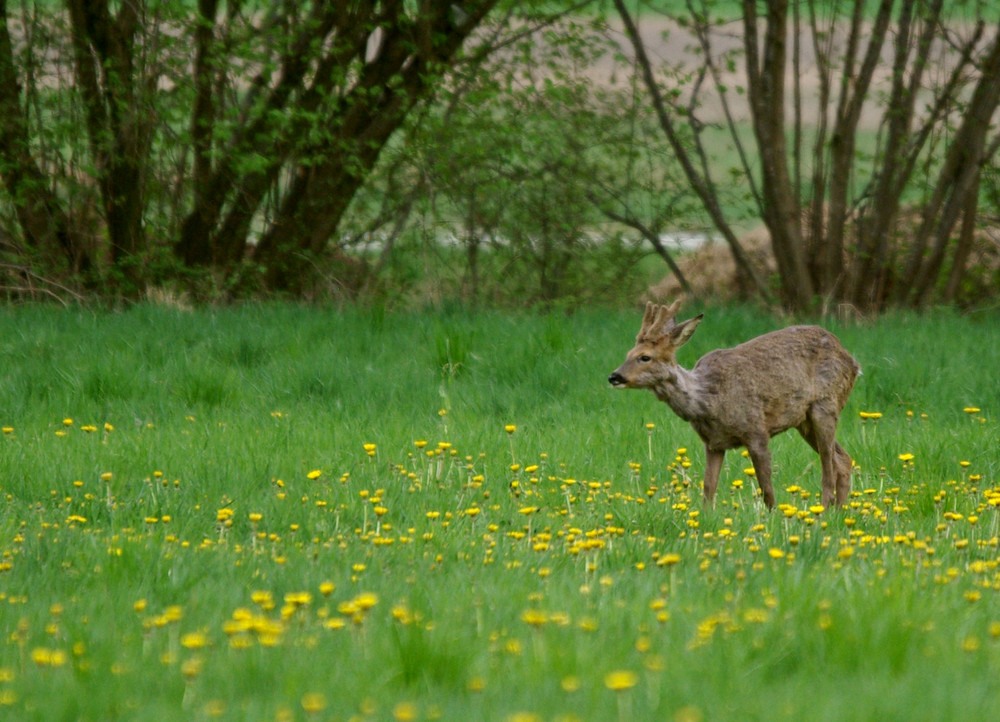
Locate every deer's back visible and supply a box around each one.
[691,325,859,446]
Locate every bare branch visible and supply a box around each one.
[612,0,773,303]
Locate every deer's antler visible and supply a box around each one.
[636,300,682,342]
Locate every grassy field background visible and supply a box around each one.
[1,302,999,721]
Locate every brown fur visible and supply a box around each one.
[609,301,860,509]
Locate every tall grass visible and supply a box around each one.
[1,302,999,721]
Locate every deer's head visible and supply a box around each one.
[608,301,703,389]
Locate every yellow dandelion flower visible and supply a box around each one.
[251,590,274,608]
[963,407,981,414]
[301,692,327,714]
[962,636,981,652]
[202,699,225,717]
[506,714,542,722]
[604,669,639,691]
[578,617,599,632]
[284,591,313,607]
[306,469,322,480]
[180,632,209,650]
[505,424,517,434]
[30,648,57,667]
[561,675,581,692]
[180,657,203,679]
[521,609,548,627]
[657,553,682,567]
[391,605,414,624]
[393,702,418,722]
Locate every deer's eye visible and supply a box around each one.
[638,354,652,363]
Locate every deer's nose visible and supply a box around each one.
[608,372,626,387]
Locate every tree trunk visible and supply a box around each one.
[903,23,1000,307]
[742,0,812,309]
[943,170,982,304]
[176,0,219,268]
[174,1,498,294]
[0,2,88,273]
[252,2,498,292]
[66,0,150,291]
[176,4,342,272]
[819,0,894,298]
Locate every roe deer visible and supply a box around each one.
[608,301,860,509]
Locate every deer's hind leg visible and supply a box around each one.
[800,402,842,509]
[832,442,853,505]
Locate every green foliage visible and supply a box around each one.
[1,304,999,720]
[262,9,708,307]
[1,2,1000,307]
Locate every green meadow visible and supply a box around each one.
[1,303,999,721]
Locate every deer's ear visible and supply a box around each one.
[668,314,703,347]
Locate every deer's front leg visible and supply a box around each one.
[703,447,724,505]
[746,437,775,509]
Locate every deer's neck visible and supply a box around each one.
[652,365,706,422]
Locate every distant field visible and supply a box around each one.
[1,302,999,721]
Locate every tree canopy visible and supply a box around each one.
[1,0,999,311]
